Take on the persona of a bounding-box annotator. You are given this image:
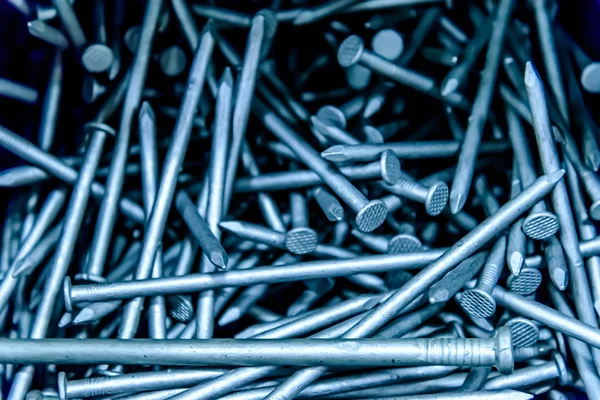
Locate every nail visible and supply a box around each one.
[0,335,514,370]
[223,10,277,212]
[460,236,506,318]
[85,0,164,279]
[158,46,187,77]
[544,236,569,290]
[506,165,526,276]
[506,267,543,296]
[371,29,404,62]
[321,141,509,163]
[286,189,318,254]
[175,191,228,269]
[138,102,167,339]
[504,317,540,348]
[351,229,422,254]
[379,173,449,216]
[448,0,513,214]
[27,20,69,49]
[314,187,344,221]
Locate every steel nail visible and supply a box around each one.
[448,0,514,214]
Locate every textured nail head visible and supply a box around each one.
[81,44,114,73]
[166,295,195,322]
[425,182,449,216]
[507,268,543,295]
[355,199,387,232]
[522,211,560,240]
[504,317,540,348]
[387,234,422,254]
[337,35,364,67]
[460,288,496,319]
[285,227,318,255]
[380,150,402,185]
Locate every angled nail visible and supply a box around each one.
[449,0,514,214]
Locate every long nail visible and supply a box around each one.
[85,0,164,279]
[321,141,509,163]
[448,0,514,214]
[223,11,276,212]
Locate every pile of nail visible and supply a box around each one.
[1,0,600,399]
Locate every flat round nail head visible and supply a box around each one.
[285,227,318,254]
[460,288,497,319]
[425,182,449,216]
[316,106,347,129]
[371,29,404,61]
[522,211,560,240]
[380,150,402,185]
[167,295,195,322]
[355,200,387,233]
[338,35,365,68]
[160,46,187,77]
[81,44,114,73]
[507,268,543,295]
[387,234,422,254]
[581,62,600,93]
[504,317,540,348]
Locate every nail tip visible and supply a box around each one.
[139,101,155,121]
[448,192,465,214]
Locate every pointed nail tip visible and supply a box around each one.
[292,11,313,25]
[211,252,228,269]
[547,169,565,183]
[524,62,538,87]
[12,261,31,278]
[508,253,524,276]
[448,192,465,214]
[219,309,241,326]
[221,67,234,86]
[72,308,95,325]
[440,78,457,96]
[139,101,155,120]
